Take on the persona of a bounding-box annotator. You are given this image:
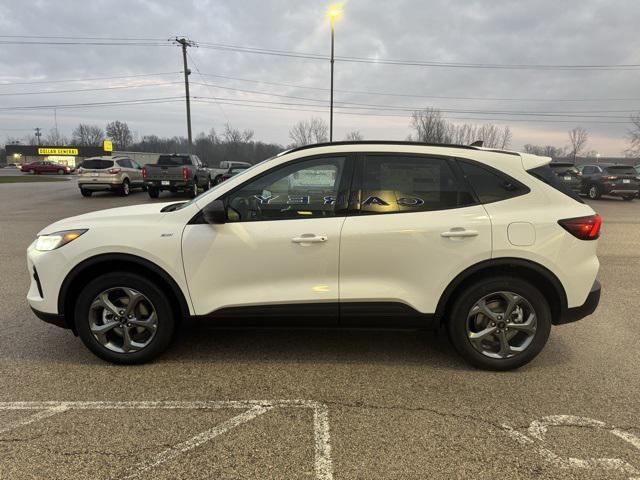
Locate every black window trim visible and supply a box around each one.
[455,157,531,205]
[350,151,479,216]
[190,153,356,224]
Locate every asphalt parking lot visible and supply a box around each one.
[1,178,639,479]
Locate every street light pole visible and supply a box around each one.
[330,22,335,142]
[327,5,342,143]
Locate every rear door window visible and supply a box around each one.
[459,160,529,204]
[359,155,475,214]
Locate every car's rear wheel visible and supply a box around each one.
[28,169,35,175]
[447,276,551,370]
[204,177,212,191]
[588,184,601,200]
[57,169,64,175]
[120,179,130,196]
[188,179,198,198]
[148,186,159,198]
[80,188,92,197]
[74,272,175,364]
[622,195,634,201]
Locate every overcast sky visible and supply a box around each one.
[1,0,639,155]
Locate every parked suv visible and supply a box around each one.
[579,163,638,200]
[549,162,581,193]
[77,156,145,197]
[26,142,601,370]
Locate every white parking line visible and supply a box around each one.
[502,415,640,480]
[0,400,333,480]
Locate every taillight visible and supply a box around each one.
[142,167,147,178]
[108,168,121,174]
[182,166,189,181]
[558,214,602,240]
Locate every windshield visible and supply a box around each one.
[158,155,191,166]
[171,157,271,210]
[550,164,578,175]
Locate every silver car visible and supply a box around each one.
[77,156,145,197]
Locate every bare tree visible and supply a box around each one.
[288,117,329,146]
[625,113,640,158]
[568,127,588,159]
[44,128,68,146]
[106,120,133,150]
[72,123,104,146]
[499,126,512,149]
[523,144,568,158]
[223,123,254,144]
[408,108,451,143]
[344,130,363,141]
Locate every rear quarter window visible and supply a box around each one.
[527,165,584,203]
[458,160,529,204]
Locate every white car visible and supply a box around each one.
[26,141,601,370]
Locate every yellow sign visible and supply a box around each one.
[38,148,78,155]
[103,140,113,152]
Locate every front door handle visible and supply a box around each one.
[292,234,328,244]
[441,228,479,238]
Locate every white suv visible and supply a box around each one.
[26,142,601,370]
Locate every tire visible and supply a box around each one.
[588,184,601,200]
[446,276,552,371]
[204,176,212,191]
[74,272,175,364]
[148,186,159,198]
[622,196,634,201]
[120,179,130,196]
[28,169,35,175]
[214,175,223,185]
[80,189,92,197]
[141,184,148,192]
[188,179,198,198]
[57,169,64,175]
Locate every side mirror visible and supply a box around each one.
[202,200,227,224]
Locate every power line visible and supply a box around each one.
[194,72,640,103]
[0,96,184,111]
[0,81,182,96]
[0,71,181,87]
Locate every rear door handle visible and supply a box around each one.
[441,228,479,238]
[292,234,328,244]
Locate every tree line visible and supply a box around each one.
[4,110,640,164]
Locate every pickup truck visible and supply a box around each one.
[143,154,211,198]
[208,160,252,184]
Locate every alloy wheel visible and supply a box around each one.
[88,287,158,353]
[466,291,537,359]
[589,186,597,199]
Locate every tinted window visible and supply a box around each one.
[117,158,132,168]
[527,165,583,203]
[360,155,474,214]
[582,166,594,174]
[225,157,346,222]
[82,159,114,169]
[158,155,191,166]
[605,166,636,175]
[459,161,528,204]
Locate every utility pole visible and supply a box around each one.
[173,37,196,152]
[34,127,42,146]
[329,25,334,142]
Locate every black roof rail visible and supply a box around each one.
[279,140,520,157]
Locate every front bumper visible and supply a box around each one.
[556,279,601,325]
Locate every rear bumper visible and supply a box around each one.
[556,279,601,325]
[79,183,122,191]
[146,180,191,189]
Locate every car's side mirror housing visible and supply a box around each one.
[202,200,227,224]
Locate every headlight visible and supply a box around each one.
[35,229,87,251]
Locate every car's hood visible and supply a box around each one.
[38,202,183,235]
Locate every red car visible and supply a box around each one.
[21,161,71,175]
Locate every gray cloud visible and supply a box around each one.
[1,0,639,155]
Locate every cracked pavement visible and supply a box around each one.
[0,180,639,479]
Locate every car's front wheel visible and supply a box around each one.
[622,195,634,201]
[148,186,159,198]
[120,179,130,196]
[80,188,92,197]
[588,184,601,200]
[74,272,175,364]
[447,276,551,371]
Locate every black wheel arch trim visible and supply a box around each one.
[434,257,569,324]
[58,253,191,321]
